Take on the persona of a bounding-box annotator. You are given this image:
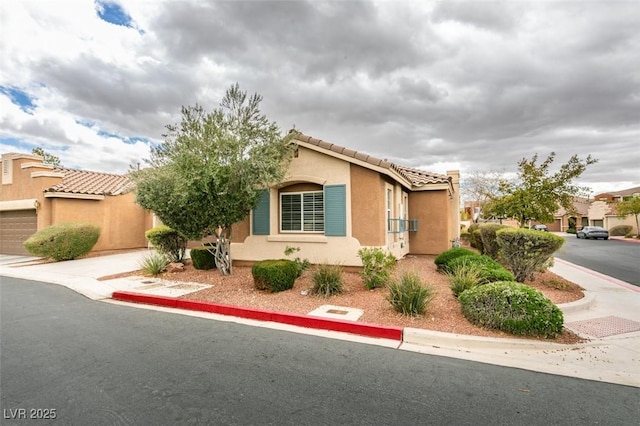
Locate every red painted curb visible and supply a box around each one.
[112,291,403,341]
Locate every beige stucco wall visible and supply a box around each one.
[408,190,451,254]
[231,146,371,265]
[350,164,385,246]
[587,201,609,222]
[604,215,638,234]
[49,193,149,251]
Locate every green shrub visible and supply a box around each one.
[139,252,169,275]
[496,228,565,282]
[610,225,632,236]
[386,272,433,316]
[460,232,471,244]
[479,224,508,260]
[357,247,397,289]
[447,254,515,284]
[284,246,310,278]
[145,226,187,262]
[434,247,475,272]
[252,259,298,293]
[190,247,216,270]
[311,263,344,297]
[23,222,100,261]
[459,281,564,338]
[446,260,484,297]
[566,228,577,234]
[468,223,484,253]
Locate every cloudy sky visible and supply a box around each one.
[1,0,638,196]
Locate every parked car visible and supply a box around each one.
[577,226,609,240]
[532,224,548,232]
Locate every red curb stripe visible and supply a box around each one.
[112,291,403,341]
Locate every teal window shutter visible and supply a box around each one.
[252,190,270,235]
[324,185,346,236]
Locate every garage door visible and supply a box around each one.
[0,210,37,255]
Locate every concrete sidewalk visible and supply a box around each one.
[1,250,639,387]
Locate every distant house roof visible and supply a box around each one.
[45,167,133,196]
[555,196,590,217]
[594,186,640,199]
[293,133,452,189]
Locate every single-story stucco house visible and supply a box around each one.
[226,133,460,266]
[0,152,153,255]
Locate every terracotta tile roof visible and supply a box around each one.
[45,167,133,196]
[293,133,451,187]
[555,197,590,216]
[394,165,451,186]
[594,186,640,198]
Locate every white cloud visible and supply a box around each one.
[0,0,637,192]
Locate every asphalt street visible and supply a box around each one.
[2,277,639,425]
[555,236,640,286]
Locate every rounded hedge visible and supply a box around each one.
[252,259,298,293]
[145,225,187,262]
[190,247,216,270]
[609,225,632,237]
[434,247,475,272]
[478,223,508,260]
[23,222,100,261]
[458,281,564,338]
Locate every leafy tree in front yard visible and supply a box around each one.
[32,147,61,166]
[131,83,296,275]
[615,196,640,237]
[484,152,597,227]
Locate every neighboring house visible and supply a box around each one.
[0,152,152,255]
[228,133,460,266]
[587,186,640,233]
[547,197,590,232]
[541,187,640,234]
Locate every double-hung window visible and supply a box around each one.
[281,191,324,232]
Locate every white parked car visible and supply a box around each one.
[576,226,609,240]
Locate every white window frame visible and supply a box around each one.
[386,188,393,233]
[280,190,324,233]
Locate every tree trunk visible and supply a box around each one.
[209,226,233,275]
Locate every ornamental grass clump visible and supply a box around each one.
[386,272,433,316]
[446,259,484,297]
[458,281,564,338]
[139,252,169,276]
[311,263,344,297]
